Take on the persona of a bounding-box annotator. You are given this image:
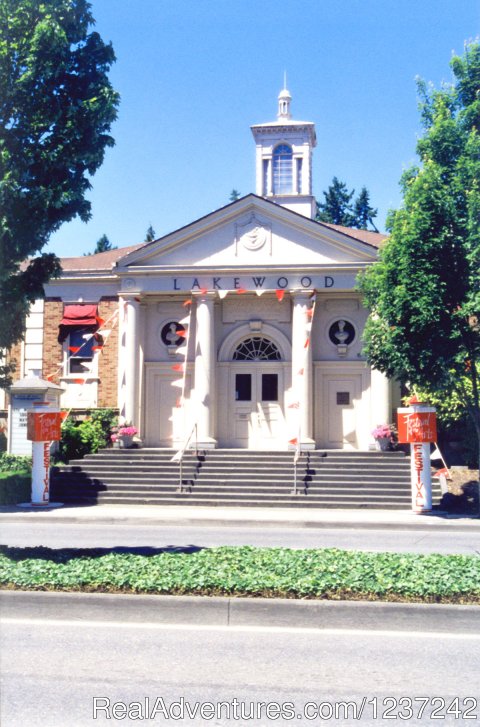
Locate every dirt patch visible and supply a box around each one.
[434,467,480,515]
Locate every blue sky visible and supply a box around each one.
[48,0,479,258]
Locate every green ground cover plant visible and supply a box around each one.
[0,546,479,603]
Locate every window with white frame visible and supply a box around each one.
[66,327,97,374]
[272,144,293,194]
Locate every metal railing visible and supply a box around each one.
[171,423,198,492]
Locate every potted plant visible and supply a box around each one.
[372,424,396,451]
[111,425,138,449]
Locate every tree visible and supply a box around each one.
[316,177,354,225]
[144,225,156,242]
[352,187,378,231]
[0,0,119,386]
[229,189,241,202]
[317,177,378,229]
[358,41,480,473]
[94,234,116,253]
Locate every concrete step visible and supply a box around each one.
[50,447,425,510]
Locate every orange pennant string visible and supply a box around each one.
[289,438,298,446]
[46,374,55,382]
[95,316,105,326]
[68,346,80,353]
[176,328,186,338]
[288,402,300,409]
[275,290,285,302]
[60,411,69,421]
[236,288,247,294]
[304,337,310,348]
[183,299,192,307]
[306,308,314,318]
[171,364,184,372]
[73,378,85,384]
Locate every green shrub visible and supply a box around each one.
[59,409,118,462]
[89,408,118,433]
[0,453,32,473]
[0,472,31,504]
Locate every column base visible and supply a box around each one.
[300,438,316,451]
[196,437,217,450]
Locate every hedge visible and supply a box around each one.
[0,472,31,505]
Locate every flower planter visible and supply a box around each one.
[117,434,134,448]
[375,437,391,451]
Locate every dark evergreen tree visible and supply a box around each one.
[229,189,241,202]
[145,225,156,242]
[352,187,378,231]
[316,177,355,225]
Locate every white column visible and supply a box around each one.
[119,295,139,427]
[370,368,391,433]
[292,293,315,449]
[193,292,216,448]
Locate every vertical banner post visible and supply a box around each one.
[23,402,63,507]
[397,399,437,513]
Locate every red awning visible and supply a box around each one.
[58,304,98,342]
[59,304,98,327]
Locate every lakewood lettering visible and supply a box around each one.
[172,276,335,291]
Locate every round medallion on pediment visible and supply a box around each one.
[240,225,267,251]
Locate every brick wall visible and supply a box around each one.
[42,299,63,384]
[97,298,119,408]
[42,297,119,409]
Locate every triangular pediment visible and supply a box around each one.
[117,195,378,271]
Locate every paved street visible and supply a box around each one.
[2,520,480,554]
[1,592,479,727]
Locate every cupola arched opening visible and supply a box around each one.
[272,143,293,195]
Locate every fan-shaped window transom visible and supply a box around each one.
[232,337,282,361]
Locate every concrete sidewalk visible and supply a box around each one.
[0,502,479,531]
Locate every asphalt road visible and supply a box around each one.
[1,520,480,554]
[1,592,479,727]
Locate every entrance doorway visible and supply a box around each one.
[229,366,286,448]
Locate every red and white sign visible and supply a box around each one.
[397,409,437,443]
[26,403,62,506]
[27,411,62,442]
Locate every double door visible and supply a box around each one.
[230,365,285,449]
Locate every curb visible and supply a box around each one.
[1,590,479,631]
[0,510,479,531]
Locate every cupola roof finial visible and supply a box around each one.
[277,72,292,119]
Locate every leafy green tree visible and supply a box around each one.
[0,0,119,386]
[316,177,355,226]
[358,41,480,473]
[229,189,241,202]
[352,187,378,231]
[144,225,156,242]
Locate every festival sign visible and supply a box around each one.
[397,409,437,444]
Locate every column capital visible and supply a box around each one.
[192,291,217,302]
[292,290,314,303]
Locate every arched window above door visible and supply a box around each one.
[233,337,282,361]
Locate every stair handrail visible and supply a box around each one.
[171,423,198,491]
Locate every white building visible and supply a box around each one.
[20,88,396,452]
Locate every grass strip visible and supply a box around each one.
[0,545,479,604]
